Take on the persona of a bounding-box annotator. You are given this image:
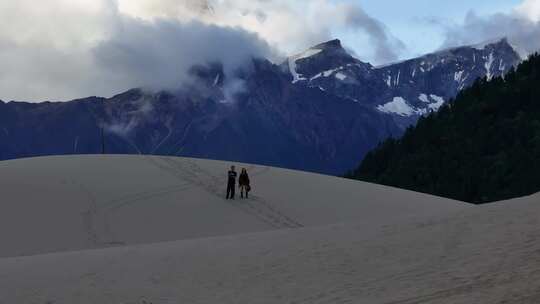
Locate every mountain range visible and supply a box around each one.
[0,38,521,174]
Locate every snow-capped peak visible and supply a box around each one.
[284,39,363,83]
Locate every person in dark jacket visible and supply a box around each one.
[238,168,250,199]
[226,165,237,200]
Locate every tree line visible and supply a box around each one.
[348,53,540,204]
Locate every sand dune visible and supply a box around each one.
[0,155,466,258]
[2,196,540,303]
[4,156,537,303]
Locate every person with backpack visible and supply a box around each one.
[226,165,237,200]
[239,168,250,199]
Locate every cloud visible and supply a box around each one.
[119,0,404,62]
[93,16,275,94]
[516,0,540,22]
[0,0,274,102]
[0,0,403,102]
[438,1,540,58]
[334,2,405,63]
[0,0,113,101]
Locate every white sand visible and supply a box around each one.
[0,155,466,258]
[4,155,536,303]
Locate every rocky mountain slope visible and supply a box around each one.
[0,38,521,174]
[284,38,520,128]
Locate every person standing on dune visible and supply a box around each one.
[226,165,237,200]
[239,168,250,199]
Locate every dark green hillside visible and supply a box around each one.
[349,53,540,204]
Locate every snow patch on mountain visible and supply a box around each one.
[485,52,495,80]
[288,48,323,83]
[419,94,430,103]
[499,59,506,72]
[212,74,220,87]
[379,95,446,116]
[310,67,343,81]
[454,70,464,83]
[419,61,435,72]
[335,72,347,81]
[428,95,445,111]
[288,58,302,83]
[385,75,392,87]
[377,97,418,117]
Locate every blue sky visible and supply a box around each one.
[336,0,523,60]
